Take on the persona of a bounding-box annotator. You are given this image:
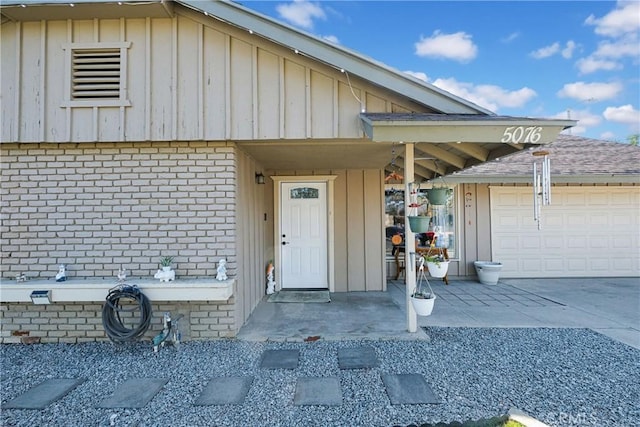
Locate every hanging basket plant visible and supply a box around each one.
[406,183,430,233]
[425,187,452,205]
[408,215,431,233]
[410,256,436,316]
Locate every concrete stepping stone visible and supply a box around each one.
[194,377,253,405]
[294,377,342,406]
[260,349,299,369]
[2,378,85,409]
[96,378,168,408]
[338,346,378,369]
[381,374,440,404]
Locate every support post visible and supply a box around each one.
[404,143,417,332]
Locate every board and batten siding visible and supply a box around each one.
[1,9,426,144]
[269,169,386,292]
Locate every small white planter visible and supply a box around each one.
[410,294,436,316]
[426,261,449,278]
[474,261,503,285]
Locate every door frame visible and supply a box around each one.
[272,175,337,292]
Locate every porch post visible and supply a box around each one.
[404,143,418,332]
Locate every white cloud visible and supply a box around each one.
[531,41,578,59]
[599,130,617,140]
[603,104,640,128]
[432,78,536,112]
[403,71,428,82]
[557,81,623,101]
[585,2,640,38]
[276,0,326,30]
[552,109,601,135]
[322,35,340,44]
[414,31,478,63]
[530,42,560,59]
[576,56,622,74]
[561,41,578,59]
[593,35,640,60]
[501,32,520,43]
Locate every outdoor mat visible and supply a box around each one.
[195,377,254,405]
[382,374,441,404]
[267,290,331,303]
[2,378,86,409]
[96,378,168,409]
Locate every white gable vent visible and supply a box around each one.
[64,42,131,107]
[72,48,121,99]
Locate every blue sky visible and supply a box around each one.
[240,0,640,143]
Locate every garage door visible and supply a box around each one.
[490,186,640,278]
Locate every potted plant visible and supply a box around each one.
[424,254,449,278]
[407,182,431,233]
[410,257,436,316]
[159,256,174,272]
[425,187,452,205]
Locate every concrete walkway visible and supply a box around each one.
[239,277,640,349]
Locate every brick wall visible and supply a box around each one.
[0,141,241,343]
[0,142,237,278]
[0,298,238,344]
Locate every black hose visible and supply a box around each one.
[102,285,152,344]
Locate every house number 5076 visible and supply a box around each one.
[501,126,542,143]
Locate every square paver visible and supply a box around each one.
[260,349,299,369]
[2,378,85,409]
[382,374,440,404]
[338,346,378,369]
[195,376,253,405]
[96,378,168,408]
[294,377,342,406]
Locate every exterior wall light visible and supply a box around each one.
[255,173,265,184]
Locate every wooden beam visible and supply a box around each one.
[415,143,466,169]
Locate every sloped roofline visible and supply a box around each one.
[177,0,492,115]
[1,0,493,115]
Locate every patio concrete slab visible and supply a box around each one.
[2,378,85,409]
[381,374,440,404]
[260,349,299,369]
[194,377,253,405]
[337,346,378,369]
[96,378,168,408]
[294,377,342,406]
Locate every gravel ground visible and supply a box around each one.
[1,327,638,427]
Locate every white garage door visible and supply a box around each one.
[490,186,640,278]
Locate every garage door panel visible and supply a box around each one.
[490,186,639,278]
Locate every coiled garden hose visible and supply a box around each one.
[102,285,152,343]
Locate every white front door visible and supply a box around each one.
[279,181,329,289]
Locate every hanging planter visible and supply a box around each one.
[408,215,431,233]
[425,187,452,205]
[410,256,437,316]
[425,255,449,278]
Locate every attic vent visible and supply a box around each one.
[72,48,121,99]
[64,42,131,107]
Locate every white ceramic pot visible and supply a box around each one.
[427,261,449,278]
[410,294,436,316]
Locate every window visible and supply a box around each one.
[290,187,319,199]
[63,42,131,107]
[384,186,458,258]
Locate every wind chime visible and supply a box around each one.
[532,150,551,230]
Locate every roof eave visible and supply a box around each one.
[360,116,576,144]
